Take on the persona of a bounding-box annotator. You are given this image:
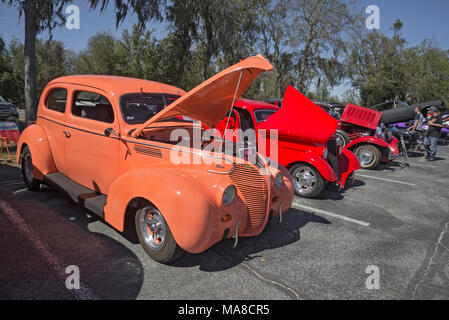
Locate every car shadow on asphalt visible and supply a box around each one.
[370,160,408,172]
[0,164,144,300]
[407,151,425,158]
[171,208,331,272]
[318,179,366,201]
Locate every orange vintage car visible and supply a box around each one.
[17,55,294,263]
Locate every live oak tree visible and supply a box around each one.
[1,0,70,122]
[2,0,163,122]
[344,16,449,106]
[289,0,358,93]
[255,0,291,99]
[8,38,75,103]
[2,1,447,110]
[76,32,119,76]
[164,0,200,88]
[0,36,20,103]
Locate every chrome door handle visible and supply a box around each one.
[63,130,71,138]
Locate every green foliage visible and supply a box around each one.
[1,0,448,111]
[4,37,74,105]
[76,32,119,75]
[345,24,449,106]
[0,37,22,104]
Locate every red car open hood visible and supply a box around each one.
[258,86,338,145]
[133,54,273,137]
[341,104,382,130]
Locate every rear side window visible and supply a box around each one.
[46,88,67,113]
[72,91,114,124]
[254,110,276,122]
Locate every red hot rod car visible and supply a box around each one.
[335,104,400,170]
[216,86,360,198]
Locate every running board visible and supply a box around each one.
[44,173,106,218]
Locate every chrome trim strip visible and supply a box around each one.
[233,221,241,248]
[207,161,235,174]
[38,115,117,139]
[278,201,283,224]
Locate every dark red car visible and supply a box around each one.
[336,104,400,170]
[216,86,360,198]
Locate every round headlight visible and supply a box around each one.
[323,148,328,159]
[222,185,236,206]
[274,173,283,189]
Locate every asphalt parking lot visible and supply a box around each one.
[0,145,448,300]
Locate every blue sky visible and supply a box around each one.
[1,0,448,51]
[361,0,449,49]
[0,0,448,97]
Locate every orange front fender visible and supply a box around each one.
[16,124,56,180]
[104,168,247,254]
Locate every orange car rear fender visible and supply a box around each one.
[16,124,56,180]
[104,168,246,253]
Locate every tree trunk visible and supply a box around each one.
[297,38,312,93]
[24,0,38,123]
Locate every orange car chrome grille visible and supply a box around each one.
[229,163,269,234]
[134,145,163,158]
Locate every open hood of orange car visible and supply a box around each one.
[258,86,338,145]
[133,55,273,137]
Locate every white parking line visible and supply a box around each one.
[356,174,416,186]
[291,200,370,227]
[0,200,100,300]
[13,188,28,194]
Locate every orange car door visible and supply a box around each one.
[37,86,69,175]
[64,86,120,195]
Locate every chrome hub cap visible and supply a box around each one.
[293,167,317,194]
[357,148,374,166]
[139,207,166,250]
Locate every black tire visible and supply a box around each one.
[353,144,382,170]
[336,129,350,147]
[289,164,326,198]
[135,204,183,263]
[21,146,41,191]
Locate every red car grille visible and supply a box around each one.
[229,163,269,234]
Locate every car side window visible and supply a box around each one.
[72,91,114,124]
[254,110,276,122]
[45,88,67,113]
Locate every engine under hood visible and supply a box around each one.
[258,86,338,145]
[133,54,273,137]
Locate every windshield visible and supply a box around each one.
[120,93,181,124]
[0,95,6,102]
[254,109,277,122]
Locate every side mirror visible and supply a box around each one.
[104,128,118,137]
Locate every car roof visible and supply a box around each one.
[235,98,280,111]
[48,75,185,97]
